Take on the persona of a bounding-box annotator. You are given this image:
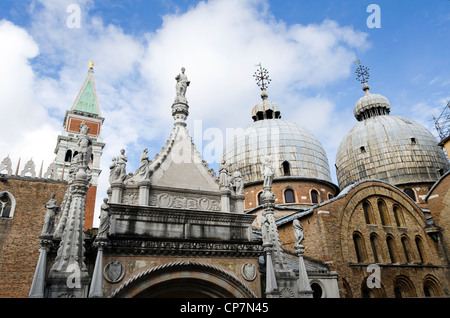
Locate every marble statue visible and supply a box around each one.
[219,159,229,189]
[138,148,151,180]
[76,123,91,166]
[233,170,244,195]
[109,149,128,183]
[293,219,304,247]
[97,198,111,239]
[41,193,60,236]
[175,67,190,103]
[261,156,274,189]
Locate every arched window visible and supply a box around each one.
[311,190,319,204]
[353,232,367,263]
[282,161,291,176]
[394,276,417,298]
[415,236,426,263]
[327,193,333,200]
[386,236,398,263]
[370,233,382,263]
[404,188,416,202]
[257,192,263,206]
[0,192,15,219]
[393,206,404,227]
[377,200,389,226]
[423,275,442,297]
[64,150,73,163]
[363,201,374,224]
[284,189,295,203]
[311,283,323,298]
[401,236,412,263]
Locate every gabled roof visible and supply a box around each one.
[148,125,220,192]
[70,67,101,116]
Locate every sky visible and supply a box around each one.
[0,0,449,226]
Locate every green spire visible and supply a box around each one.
[71,62,100,116]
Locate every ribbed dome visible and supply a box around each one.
[354,84,391,121]
[336,114,450,189]
[222,118,333,184]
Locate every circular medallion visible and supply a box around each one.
[241,263,257,282]
[103,260,126,283]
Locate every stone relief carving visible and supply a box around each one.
[44,162,59,180]
[103,261,126,284]
[152,193,221,212]
[20,159,36,178]
[0,156,12,176]
[241,263,257,282]
[122,192,139,205]
[280,287,295,298]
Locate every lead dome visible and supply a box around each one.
[223,118,333,184]
[336,84,450,190]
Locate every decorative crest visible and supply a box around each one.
[253,63,272,92]
[89,61,94,69]
[354,60,370,84]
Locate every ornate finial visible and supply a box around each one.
[355,60,370,86]
[89,61,94,69]
[253,63,271,98]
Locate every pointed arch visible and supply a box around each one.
[109,261,257,298]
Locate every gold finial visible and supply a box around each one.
[89,61,94,69]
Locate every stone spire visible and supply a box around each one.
[44,132,93,298]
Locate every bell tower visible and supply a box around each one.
[53,61,105,230]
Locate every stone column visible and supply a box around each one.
[295,244,313,298]
[234,194,245,214]
[138,180,151,206]
[221,189,231,212]
[28,236,53,298]
[263,240,279,298]
[110,182,124,204]
[88,239,107,298]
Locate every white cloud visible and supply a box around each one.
[0,0,371,226]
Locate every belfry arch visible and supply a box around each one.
[108,261,257,298]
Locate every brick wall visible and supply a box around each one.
[277,180,450,298]
[0,177,68,298]
[244,179,338,210]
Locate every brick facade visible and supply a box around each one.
[0,177,68,298]
[275,180,450,298]
[244,178,338,210]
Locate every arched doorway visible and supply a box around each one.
[109,261,257,298]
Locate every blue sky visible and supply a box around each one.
[0,0,449,222]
